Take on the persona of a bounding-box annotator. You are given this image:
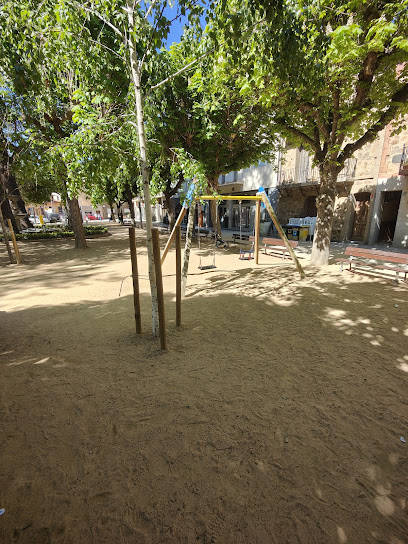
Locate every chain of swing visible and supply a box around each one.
[197,199,256,269]
[197,201,217,270]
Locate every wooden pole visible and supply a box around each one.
[175,226,181,327]
[254,200,261,265]
[152,228,167,350]
[181,201,196,298]
[0,210,15,264]
[259,191,306,279]
[161,207,187,265]
[7,219,22,264]
[128,227,142,334]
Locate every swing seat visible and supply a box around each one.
[198,264,217,270]
[239,250,254,260]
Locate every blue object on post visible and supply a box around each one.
[183,182,196,208]
[258,187,266,208]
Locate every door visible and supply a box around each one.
[378,191,402,242]
[351,193,370,241]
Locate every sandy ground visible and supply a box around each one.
[0,225,407,544]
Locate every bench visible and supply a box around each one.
[180,226,210,239]
[237,236,298,261]
[336,247,408,283]
[232,233,250,243]
[259,237,298,259]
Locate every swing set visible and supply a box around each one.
[125,187,305,351]
[161,188,305,280]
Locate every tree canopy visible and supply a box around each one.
[209,0,408,263]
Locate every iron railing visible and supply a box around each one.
[280,157,357,185]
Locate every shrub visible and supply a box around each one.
[0,226,108,241]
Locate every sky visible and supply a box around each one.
[153,2,208,49]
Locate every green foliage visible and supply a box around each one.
[0,225,108,241]
[210,0,408,169]
[148,38,277,193]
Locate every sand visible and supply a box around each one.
[0,226,407,544]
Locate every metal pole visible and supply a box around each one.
[175,226,181,327]
[152,228,167,350]
[255,200,261,264]
[128,228,142,334]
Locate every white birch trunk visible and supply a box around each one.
[181,202,196,298]
[127,2,159,336]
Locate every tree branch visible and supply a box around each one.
[274,118,320,153]
[337,83,408,168]
[43,112,71,137]
[71,2,124,39]
[144,0,159,20]
[22,115,52,142]
[149,17,266,93]
[353,51,379,109]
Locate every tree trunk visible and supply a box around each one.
[168,207,175,230]
[126,195,136,226]
[0,208,15,264]
[0,163,19,232]
[127,2,159,336]
[164,192,175,230]
[109,203,116,222]
[67,194,88,249]
[310,167,337,266]
[0,198,17,232]
[5,173,31,232]
[209,199,221,236]
[181,202,196,297]
[62,177,88,250]
[207,178,221,235]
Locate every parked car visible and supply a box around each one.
[29,215,50,225]
[47,213,61,223]
[85,214,97,220]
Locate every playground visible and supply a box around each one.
[1,226,408,544]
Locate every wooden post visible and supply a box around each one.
[254,200,261,265]
[181,201,196,298]
[152,228,167,350]
[259,191,306,279]
[7,219,22,264]
[128,228,142,334]
[161,207,187,265]
[175,226,181,327]
[0,210,15,264]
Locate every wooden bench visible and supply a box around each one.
[259,237,298,259]
[237,236,298,260]
[180,226,209,239]
[336,247,408,283]
[232,233,250,243]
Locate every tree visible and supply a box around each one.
[60,0,204,335]
[0,4,91,249]
[211,0,408,264]
[151,40,278,233]
[0,92,34,232]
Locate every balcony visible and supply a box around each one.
[399,144,408,176]
[280,158,357,187]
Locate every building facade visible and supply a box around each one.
[217,120,408,248]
